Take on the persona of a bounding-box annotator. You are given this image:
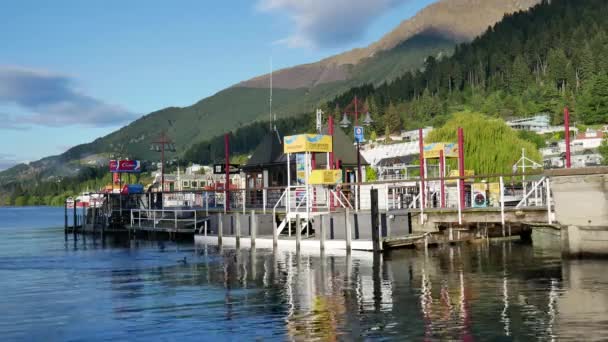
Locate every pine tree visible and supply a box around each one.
[580,73,608,124]
[510,55,530,94]
[384,103,402,134]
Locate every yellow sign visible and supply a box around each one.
[423,143,459,159]
[488,182,500,206]
[446,170,474,184]
[284,134,333,153]
[309,170,343,185]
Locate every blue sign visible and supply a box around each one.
[354,126,364,143]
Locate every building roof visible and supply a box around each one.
[242,125,368,171]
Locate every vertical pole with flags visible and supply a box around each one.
[418,129,425,209]
[225,134,230,212]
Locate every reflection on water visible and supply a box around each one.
[1,207,608,341]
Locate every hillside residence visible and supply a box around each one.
[507,114,550,132]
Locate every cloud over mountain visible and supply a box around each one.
[258,0,411,48]
[0,66,137,128]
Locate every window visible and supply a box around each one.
[183,181,190,188]
[192,181,198,188]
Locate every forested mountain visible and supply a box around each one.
[329,0,608,136]
[0,0,538,185]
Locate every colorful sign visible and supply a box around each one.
[309,170,343,185]
[354,126,364,143]
[296,153,307,185]
[284,134,332,153]
[423,143,459,159]
[446,169,475,184]
[488,182,501,207]
[109,160,142,173]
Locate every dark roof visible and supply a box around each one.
[243,126,368,170]
[242,131,285,171]
[315,125,369,167]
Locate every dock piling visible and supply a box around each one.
[250,210,257,247]
[218,213,223,245]
[370,188,381,253]
[73,201,78,240]
[295,214,301,251]
[272,214,278,248]
[236,213,241,247]
[320,215,325,251]
[345,209,352,251]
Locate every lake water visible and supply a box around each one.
[1,206,607,341]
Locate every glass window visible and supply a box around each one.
[192,181,198,188]
[183,181,190,188]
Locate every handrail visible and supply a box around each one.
[331,190,353,210]
[294,193,308,211]
[130,209,199,231]
[516,177,547,208]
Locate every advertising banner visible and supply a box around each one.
[309,170,343,185]
[109,160,142,173]
[284,134,332,153]
[423,143,459,159]
[296,153,307,185]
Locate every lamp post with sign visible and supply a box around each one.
[150,132,176,192]
[339,96,373,210]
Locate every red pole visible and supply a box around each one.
[440,149,445,208]
[418,129,425,208]
[329,116,335,169]
[225,133,230,211]
[564,107,571,169]
[457,127,465,209]
[329,115,335,211]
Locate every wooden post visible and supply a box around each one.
[370,188,380,253]
[92,204,97,234]
[295,214,301,251]
[250,210,256,247]
[73,200,78,240]
[272,213,278,248]
[64,201,68,235]
[319,214,325,251]
[546,178,552,224]
[345,208,352,251]
[218,213,223,245]
[236,213,241,247]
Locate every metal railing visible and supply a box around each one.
[130,209,199,231]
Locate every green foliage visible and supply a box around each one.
[517,130,547,149]
[427,112,542,175]
[599,137,608,165]
[365,166,378,181]
[579,73,608,124]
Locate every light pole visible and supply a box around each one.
[339,96,373,210]
[150,132,176,193]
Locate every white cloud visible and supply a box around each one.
[0,66,138,128]
[258,0,410,48]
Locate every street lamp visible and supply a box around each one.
[150,132,176,192]
[339,96,371,210]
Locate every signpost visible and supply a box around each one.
[109,160,141,173]
[354,126,364,143]
[213,164,240,175]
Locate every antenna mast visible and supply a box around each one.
[270,57,273,131]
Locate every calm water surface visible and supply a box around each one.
[1,206,607,341]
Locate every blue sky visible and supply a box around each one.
[0,0,436,170]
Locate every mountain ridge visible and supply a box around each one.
[1,0,541,184]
